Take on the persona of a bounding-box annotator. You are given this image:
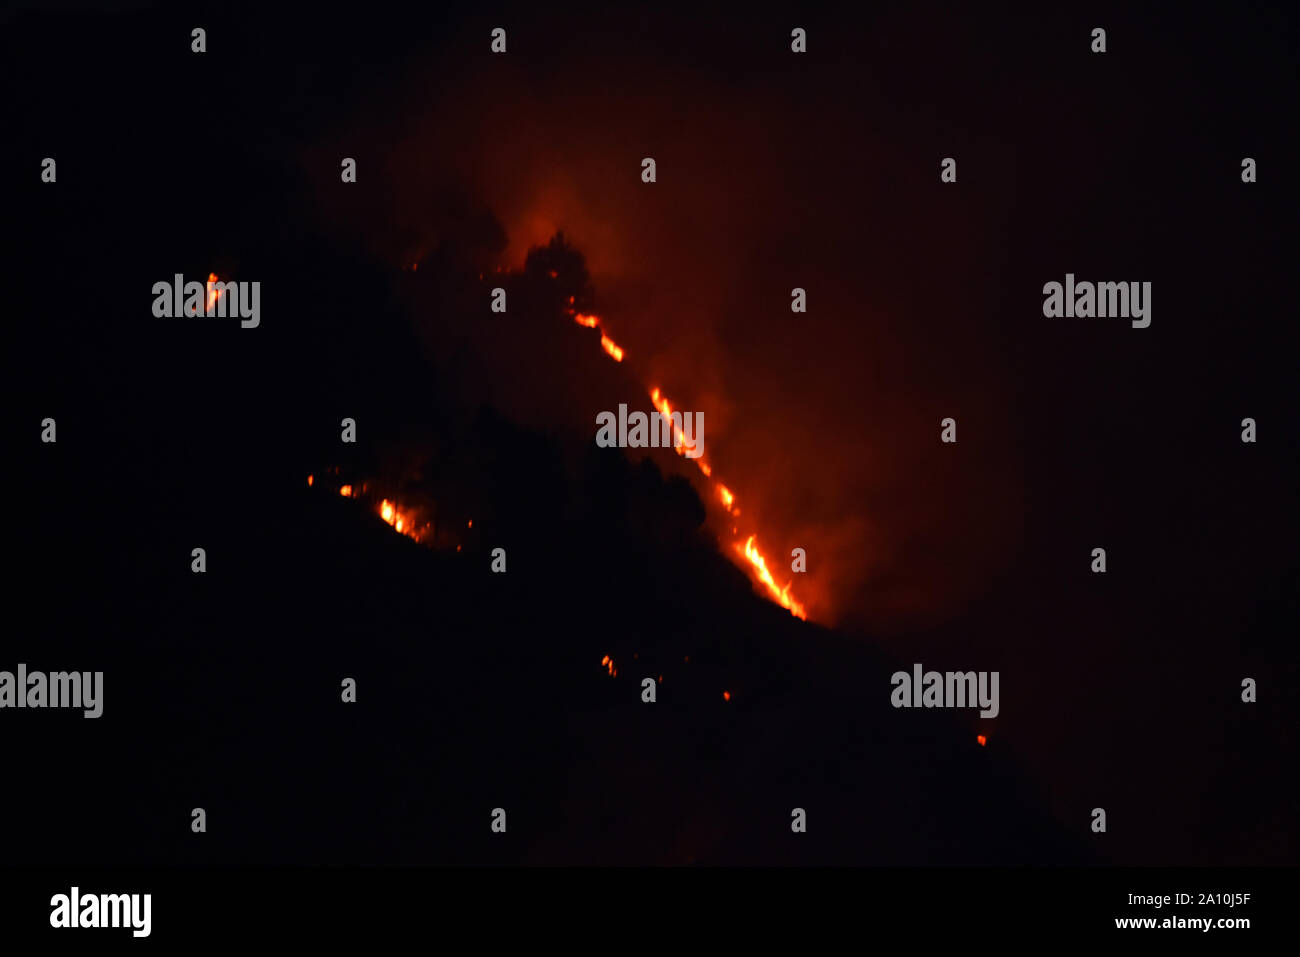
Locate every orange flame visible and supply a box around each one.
[205,272,222,312]
[326,478,433,543]
[599,334,624,362]
[739,535,807,620]
[977,735,987,747]
[376,497,429,541]
[574,313,599,328]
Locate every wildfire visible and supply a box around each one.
[571,308,807,620]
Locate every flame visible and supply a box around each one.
[599,334,624,362]
[205,272,222,312]
[722,691,731,702]
[307,474,313,487]
[376,497,428,541]
[575,313,808,619]
[977,735,987,747]
[601,654,617,677]
[739,535,807,620]
[324,478,434,544]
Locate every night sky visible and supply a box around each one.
[6,0,1297,868]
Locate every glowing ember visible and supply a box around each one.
[723,691,731,702]
[977,735,987,747]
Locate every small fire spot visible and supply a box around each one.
[307,474,313,487]
[977,735,987,747]
[722,691,731,702]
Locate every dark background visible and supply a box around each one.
[5,0,1296,865]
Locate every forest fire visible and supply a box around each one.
[570,307,807,620]
[308,284,808,619]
